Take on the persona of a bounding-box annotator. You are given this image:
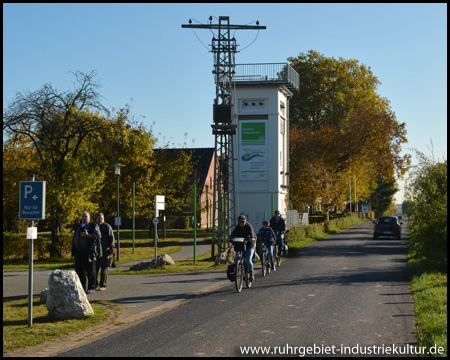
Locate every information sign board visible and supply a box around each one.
[27,227,38,240]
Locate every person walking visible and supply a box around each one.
[72,212,101,294]
[95,213,115,291]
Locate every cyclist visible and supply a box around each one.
[228,215,257,282]
[257,220,277,271]
[269,210,286,257]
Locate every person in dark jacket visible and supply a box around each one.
[72,212,101,294]
[269,210,286,256]
[228,215,257,282]
[95,213,115,290]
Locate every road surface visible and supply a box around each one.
[59,221,416,357]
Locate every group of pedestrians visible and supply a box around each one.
[72,209,284,293]
[71,212,115,294]
[229,210,287,283]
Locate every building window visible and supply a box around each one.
[242,99,265,109]
[280,101,286,117]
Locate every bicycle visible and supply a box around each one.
[273,230,290,267]
[273,231,283,267]
[260,240,273,277]
[232,237,252,292]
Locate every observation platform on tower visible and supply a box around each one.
[234,63,300,93]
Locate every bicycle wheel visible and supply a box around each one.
[262,251,267,277]
[274,244,281,267]
[266,254,271,274]
[235,258,244,293]
[245,263,252,288]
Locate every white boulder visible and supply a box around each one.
[214,247,235,265]
[129,254,175,270]
[46,269,94,320]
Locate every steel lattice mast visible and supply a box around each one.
[182,16,265,255]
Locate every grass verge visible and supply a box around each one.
[3,297,118,354]
[110,242,228,275]
[407,255,447,357]
[3,229,211,271]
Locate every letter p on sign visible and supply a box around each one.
[24,185,33,198]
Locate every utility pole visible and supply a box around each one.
[182,16,266,256]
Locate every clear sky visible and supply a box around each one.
[3,3,447,203]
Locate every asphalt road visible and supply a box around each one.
[58,221,417,357]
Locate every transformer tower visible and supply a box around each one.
[182,16,265,255]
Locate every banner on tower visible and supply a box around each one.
[239,120,267,180]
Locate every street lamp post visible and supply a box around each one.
[113,163,124,261]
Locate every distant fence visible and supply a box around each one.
[287,210,309,228]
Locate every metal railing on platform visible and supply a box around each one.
[234,63,299,92]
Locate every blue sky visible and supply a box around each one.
[3,3,447,202]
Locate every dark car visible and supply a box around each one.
[373,216,403,240]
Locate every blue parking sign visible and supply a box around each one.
[19,181,46,220]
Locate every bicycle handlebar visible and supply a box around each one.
[229,236,253,242]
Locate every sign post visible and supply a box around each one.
[154,196,165,260]
[132,182,136,254]
[193,184,197,263]
[20,177,46,328]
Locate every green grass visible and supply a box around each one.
[407,256,447,357]
[2,297,118,354]
[3,229,211,271]
[110,242,228,275]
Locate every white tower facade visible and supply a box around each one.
[232,63,299,229]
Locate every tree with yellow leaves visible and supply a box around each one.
[288,50,410,214]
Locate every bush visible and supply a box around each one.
[3,232,51,261]
[56,228,74,257]
[407,154,447,272]
[308,215,326,224]
[165,216,190,229]
[324,220,337,232]
[309,223,324,237]
[3,232,27,260]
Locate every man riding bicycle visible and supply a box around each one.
[269,210,286,257]
[257,220,277,271]
[228,215,257,282]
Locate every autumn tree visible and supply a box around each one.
[89,108,158,221]
[152,148,194,215]
[368,175,398,217]
[3,136,38,232]
[4,72,195,257]
[3,71,108,256]
[90,107,192,222]
[289,50,382,130]
[288,50,410,213]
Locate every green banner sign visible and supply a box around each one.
[241,122,266,146]
[239,121,267,180]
